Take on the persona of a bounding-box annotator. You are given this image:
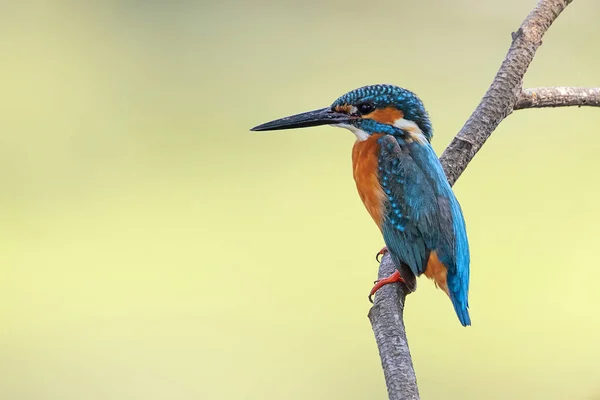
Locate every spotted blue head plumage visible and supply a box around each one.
[331,84,433,141]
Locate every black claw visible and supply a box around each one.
[376,253,382,263]
[368,293,374,303]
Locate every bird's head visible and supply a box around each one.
[251,84,432,142]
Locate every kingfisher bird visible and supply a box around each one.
[251,84,471,326]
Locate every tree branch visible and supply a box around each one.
[515,87,600,109]
[367,1,600,399]
[368,255,419,400]
[439,0,574,186]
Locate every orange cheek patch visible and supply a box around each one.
[366,107,404,124]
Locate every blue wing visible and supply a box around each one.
[377,135,471,325]
[377,136,438,290]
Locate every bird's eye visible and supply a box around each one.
[357,102,374,115]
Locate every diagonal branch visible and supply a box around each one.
[515,87,600,109]
[439,0,574,186]
[367,1,600,399]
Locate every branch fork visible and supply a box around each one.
[368,1,599,399]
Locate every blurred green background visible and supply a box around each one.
[1,1,599,399]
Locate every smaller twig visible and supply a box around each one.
[515,87,600,109]
[368,255,419,400]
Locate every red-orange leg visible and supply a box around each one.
[369,270,404,303]
[375,246,389,263]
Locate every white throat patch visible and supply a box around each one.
[333,117,426,143]
[334,123,370,141]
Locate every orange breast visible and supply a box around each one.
[352,134,386,229]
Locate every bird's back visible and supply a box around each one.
[405,137,471,326]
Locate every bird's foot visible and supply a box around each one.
[369,270,403,303]
[375,246,389,263]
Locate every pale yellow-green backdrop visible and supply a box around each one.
[1,1,599,399]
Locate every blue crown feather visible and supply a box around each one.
[331,84,433,140]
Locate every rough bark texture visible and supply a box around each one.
[440,0,573,185]
[368,255,418,400]
[515,87,600,109]
[366,1,599,399]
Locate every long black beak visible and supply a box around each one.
[250,107,353,131]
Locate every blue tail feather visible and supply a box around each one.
[448,274,470,326]
[451,296,471,327]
